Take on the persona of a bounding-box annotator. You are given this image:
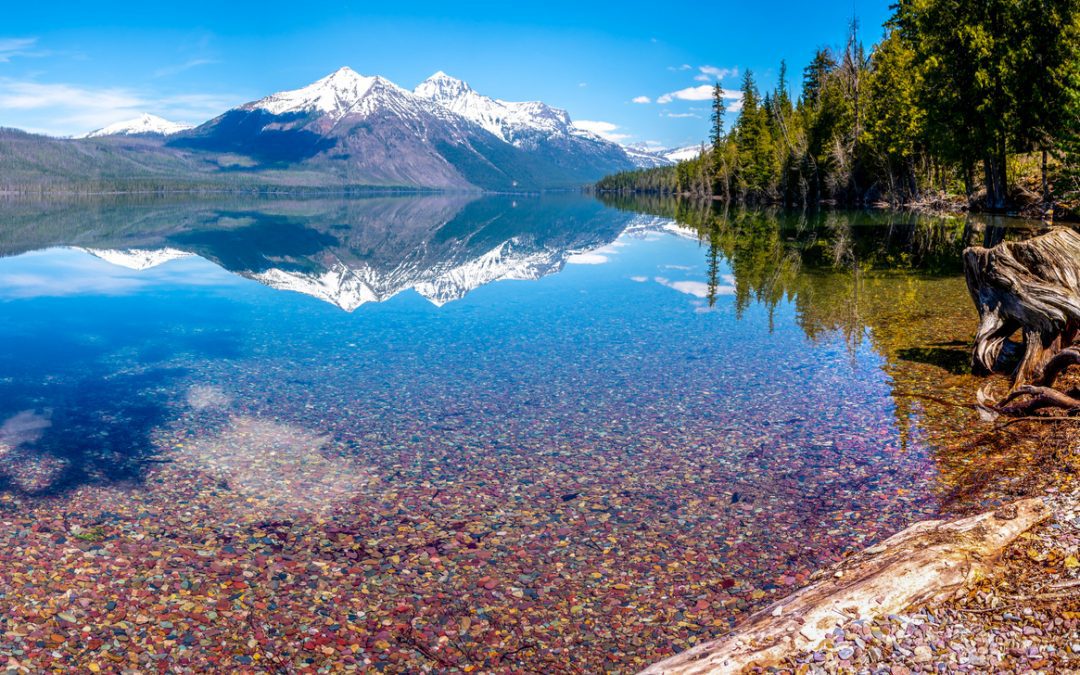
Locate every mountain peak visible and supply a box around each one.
[245,67,382,118]
[321,66,366,85]
[83,113,192,138]
[415,71,472,100]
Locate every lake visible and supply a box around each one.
[0,194,1052,672]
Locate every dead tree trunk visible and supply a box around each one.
[964,228,1080,414]
[639,499,1048,675]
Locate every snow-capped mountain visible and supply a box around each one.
[84,114,193,138]
[663,145,705,163]
[612,142,709,168]
[241,67,458,126]
[414,71,576,147]
[621,144,677,168]
[171,67,641,190]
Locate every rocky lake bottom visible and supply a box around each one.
[0,195,1058,672]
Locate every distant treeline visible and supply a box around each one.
[595,0,1080,213]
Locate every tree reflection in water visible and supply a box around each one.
[602,194,1069,512]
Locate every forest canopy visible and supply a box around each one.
[595,0,1080,214]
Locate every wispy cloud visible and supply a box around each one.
[567,243,622,266]
[154,58,218,78]
[664,112,700,119]
[0,78,241,136]
[656,85,741,105]
[0,37,39,63]
[697,65,737,81]
[655,276,710,298]
[631,95,651,104]
[573,119,631,142]
[667,64,692,72]
[0,80,143,111]
[566,252,610,265]
[655,275,735,299]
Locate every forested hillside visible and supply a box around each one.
[596,0,1080,213]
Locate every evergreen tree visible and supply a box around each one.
[710,83,726,151]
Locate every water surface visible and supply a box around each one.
[0,194,1049,672]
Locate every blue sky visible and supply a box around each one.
[1,0,892,147]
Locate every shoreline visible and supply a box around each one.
[591,190,1080,223]
[640,465,1080,673]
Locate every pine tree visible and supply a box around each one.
[710,83,726,151]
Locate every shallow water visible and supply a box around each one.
[0,194,1052,672]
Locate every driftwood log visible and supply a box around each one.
[639,498,1048,675]
[964,228,1080,415]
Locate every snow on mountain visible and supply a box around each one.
[181,66,499,188]
[618,143,705,166]
[414,72,575,146]
[621,144,675,168]
[240,66,439,124]
[80,247,194,270]
[84,114,193,138]
[175,66,642,188]
[245,67,377,118]
[664,145,705,163]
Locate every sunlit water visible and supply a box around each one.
[0,194,1051,672]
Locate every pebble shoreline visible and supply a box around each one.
[772,488,1080,674]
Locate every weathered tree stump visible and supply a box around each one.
[638,498,1048,675]
[964,228,1080,414]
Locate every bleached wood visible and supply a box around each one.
[639,498,1049,675]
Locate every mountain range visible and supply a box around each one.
[0,68,690,192]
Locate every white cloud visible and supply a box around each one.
[631,95,651,104]
[568,243,622,265]
[567,252,609,265]
[664,112,700,119]
[0,78,241,136]
[0,81,143,111]
[699,65,737,80]
[572,119,631,142]
[727,99,744,113]
[655,277,710,298]
[0,37,37,63]
[655,276,735,299]
[656,85,741,105]
[667,64,692,71]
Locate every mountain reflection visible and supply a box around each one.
[1,194,659,310]
[0,193,1061,508]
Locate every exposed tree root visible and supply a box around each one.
[965,229,1080,415]
[993,384,1080,416]
[1035,347,1080,387]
